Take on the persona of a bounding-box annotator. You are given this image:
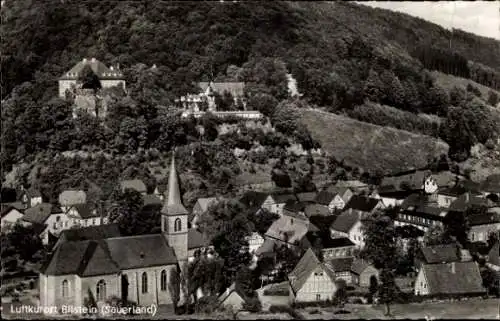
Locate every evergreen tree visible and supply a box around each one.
[78,65,102,92]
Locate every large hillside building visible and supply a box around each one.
[39,155,208,315]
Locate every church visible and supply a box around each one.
[39,155,208,314]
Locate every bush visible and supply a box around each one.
[269,305,305,320]
[242,297,262,312]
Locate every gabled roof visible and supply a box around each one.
[296,192,317,203]
[488,241,499,266]
[306,232,355,250]
[350,258,374,275]
[265,215,309,245]
[60,58,124,80]
[162,156,188,216]
[315,191,338,206]
[218,282,249,307]
[270,193,298,204]
[343,195,380,213]
[420,244,460,264]
[422,261,486,295]
[59,190,87,207]
[468,212,500,226]
[71,204,98,219]
[104,234,178,270]
[199,82,245,97]
[438,185,468,197]
[283,200,306,213]
[326,257,355,272]
[143,194,163,207]
[120,179,147,194]
[1,203,25,218]
[288,248,336,294]
[309,215,340,234]
[57,224,122,245]
[330,212,361,233]
[324,186,351,197]
[449,193,489,212]
[194,197,218,213]
[23,203,63,224]
[304,204,331,217]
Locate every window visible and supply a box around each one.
[62,280,69,297]
[92,218,96,225]
[160,270,167,291]
[56,216,61,222]
[96,280,106,301]
[316,294,321,301]
[174,218,182,232]
[141,272,148,293]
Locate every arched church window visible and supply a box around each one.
[141,272,148,293]
[62,280,69,297]
[96,280,106,301]
[174,218,182,232]
[160,270,167,291]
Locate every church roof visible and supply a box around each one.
[59,58,124,80]
[162,156,188,216]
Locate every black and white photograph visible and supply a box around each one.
[1,0,499,319]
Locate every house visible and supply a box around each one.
[481,174,500,198]
[415,244,461,270]
[314,191,345,212]
[264,213,309,247]
[377,170,433,206]
[22,203,66,245]
[58,190,87,208]
[120,179,147,195]
[262,193,298,216]
[435,185,469,208]
[304,204,331,217]
[18,186,43,208]
[325,257,355,284]
[323,186,354,204]
[288,248,337,303]
[302,232,355,260]
[191,197,218,228]
[448,192,489,213]
[395,193,448,233]
[218,283,249,312]
[39,155,210,315]
[468,209,500,243]
[343,195,384,217]
[54,224,122,249]
[1,204,24,232]
[63,203,107,228]
[334,180,370,192]
[414,261,486,296]
[282,200,307,218]
[330,211,366,248]
[58,57,125,98]
[350,259,379,287]
[246,232,265,254]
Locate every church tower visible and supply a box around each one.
[162,154,189,263]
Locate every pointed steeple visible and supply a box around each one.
[162,152,188,216]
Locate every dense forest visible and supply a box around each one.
[1,0,500,188]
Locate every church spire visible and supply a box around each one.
[162,151,188,216]
[167,154,182,206]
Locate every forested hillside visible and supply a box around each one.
[1,0,500,191]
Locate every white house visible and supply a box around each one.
[330,212,366,248]
[288,249,337,303]
[262,193,297,216]
[21,203,67,245]
[1,205,25,232]
[314,191,345,212]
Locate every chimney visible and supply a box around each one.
[451,262,455,274]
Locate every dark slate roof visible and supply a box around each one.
[60,58,123,80]
[143,194,163,207]
[324,186,351,197]
[105,234,178,270]
[488,241,500,266]
[438,185,468,197]
[72,204,97,219]
[120,179,147,194]
[449,193,489,212]
[350,259,374,275]
[296,192,318,203]
[469,212,500,226]
[239,191,268,210]
[288,248,336,294]
[1,203,25,218]
[330,212,360,233]
[188,228,210,250]
[283,200,306,213]
[420,244,460,264]
[315,191,337,206]
[57,224,122,244]
[422,261,486,295]
[481,174,500,193]
[309,215,340,233]
[304,204,331,217]
[326,257,355,272]
[343,195,380,212]
[271,193,298,204]
[23,203,63,224]
[306,232,355,249]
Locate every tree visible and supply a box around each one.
[169,267,181,313]
[247,93,278,116]
[333,279,347,306]
[450,86,466,107]
[363,70,384,102]
[487,91,499,107]
[242,57,289,100]
[78,65,102,92]
[369,275,378,302]
[247,208,279,235]
[378,268,397,316]
[423,224,452,246]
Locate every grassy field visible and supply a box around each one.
[300,299,500,320]
[432,71,500,104]
[299,109,449,175]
